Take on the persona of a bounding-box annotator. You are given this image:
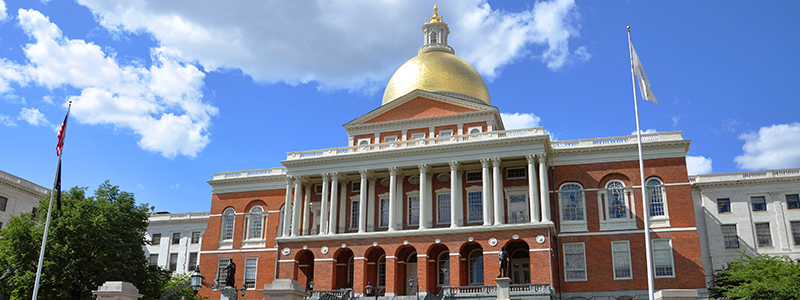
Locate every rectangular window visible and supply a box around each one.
[217,258,232,286]
[408,196,420,226]
[787,194,800,209]
[244,258,258,289]
[384,136,397,143]
[169,253,178,272]
[151,234,161,245]
[791,221,800,246]
[350,200,359,229]
[315,184,323,195]
[612,241,632,280]
[717,198,731,213]
[171,232,181,245]
[0,196,7,211]
[467,191,482,222]
[721,224,739,248]
[351,182,361,193]
[466,171,482,182]
[755,222,772,247]
[439,129,453,137]
[506,168,526,179]
[751,196,767,211]
[379,198,389,228]
[411,133,426,146]
[191,231,201,244]
[149,254,158,266]
[564,243,586,281]
[189,252,198,271]
[437,193,451,224]
[652,239,675,278]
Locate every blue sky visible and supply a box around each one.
[1,0,799,214]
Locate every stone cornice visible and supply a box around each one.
[346,110,500,137]
[690,168,800,188]
[0,170,50,198]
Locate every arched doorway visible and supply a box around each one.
[334,248,354,289]
[365,247,387,293]
[427,244,450,294]
[297,250,315,288]
[459,242,483,286]
[395,245,417,295]
[505,240,530,284]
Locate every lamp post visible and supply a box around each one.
[408,277,418,300]
[305,280,315,300]
[365,282,373,297]
[185,268,246,300]
[190,269,203,295]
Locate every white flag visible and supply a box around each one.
[630,41,658,103]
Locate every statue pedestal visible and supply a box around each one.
[92,281,143,300]
[219,287,240,300]
[495,277,511,300]
[258,279,307,300]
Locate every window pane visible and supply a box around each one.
[222,209,235,240]
[721,224,739,248]
[717,198,731,213]
[351,200,360,229]
[408,196,419,226]
[564,243,586,281]
[606,181,627,219]
[437,194,451,224]
[379,198,390,228]
[0,196,7,211]
[189,253,198,271]
[217,258,232,285]
[248,207,263,239]
[172,233,181,245]
[191,231,201,243]
[466,172,482,182]
[751,196,767,211]
[438,252,450,286]
[507,168,526,179]
[469,251,483,284]
[467,192,482,222]
[151,233,161,245]
[560,184,584,221]
[169,253,178,271]
[652,239,674,277]
[378,256,386,287]
[755,222,772,247]
[791,221,800,246]
[149,254,158,266]
[787,194,800,209]
[646,178,665,217]
[612,241,631,279]
[245,258,258,289]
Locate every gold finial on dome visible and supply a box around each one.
[429,5,442,23]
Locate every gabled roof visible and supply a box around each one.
[344,89,498,130]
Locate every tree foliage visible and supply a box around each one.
[0,181,171,299]
[709,253,800,300]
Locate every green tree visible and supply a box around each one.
[0,181,171,299]
[709,253,800,299]
[161,273,206,300]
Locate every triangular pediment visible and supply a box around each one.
[345,89,494,127]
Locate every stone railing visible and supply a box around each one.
[286,127,546,160]
[551,132,681,149]
[212,167,287,180]
[690,168,800,184]
[149,212,209,221]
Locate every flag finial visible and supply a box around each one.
[627,26,630,30]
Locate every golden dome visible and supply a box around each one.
[382,50,491,105]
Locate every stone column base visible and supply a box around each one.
[258,279,307,300]
[655,289,699,300]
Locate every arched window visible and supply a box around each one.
[646,178,666,217]
[606,181,627,219]
[468,250,483,285]
[438,251,450,286]
[246,206,265,240]
[221,208,235,241]
[429,31,438,44]
[378,255,386,287]
[559,183,585,221]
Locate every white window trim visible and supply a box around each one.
[465,171,482,183]
[504,186,529,224]
[468,126,482,134]
[357,138,371,145]
[243,206,267,248]
[349,196,360,230]
[244,257,258,289]
[378,192,390,228]
[407,191,420,226]
[435,188,451,225]
[219,208,235,249]
[351,181,361,193]
[598,181,636,231]
[652,239,675,278]
[437,251,450,286]
[563,242,587,282]
[465,186,483,223]
[611,240,633,280]
[506,167,527,179]
[558,183,588,232]
[646,177,670,228]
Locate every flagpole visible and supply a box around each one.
[32,156,59,300]
[628,26,655,300]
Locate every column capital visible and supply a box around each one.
[331,172,339,181]
[418,163,430,173]
[359,169,370,178]
[491,157,502,168]
[536,153,548,161]
[285,175,295,185]
[525,154,536,164]
[389,166,400,176]
[449,161,460,171]
[321,173,330,181]
[480,158,491,168]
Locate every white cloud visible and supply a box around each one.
[686,155,712,175]
[735,123,800,170]
[3,9,218,158]
[0,114,17,126]
[0,0,7,21]
[631,129,656,135]
[501,112,541,129]
[171,183,179,189]
[18,107,49,126]
[75,0,584,88]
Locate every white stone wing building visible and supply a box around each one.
[0,170,49,229]
[145,211,209,274]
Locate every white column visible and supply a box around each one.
[388,167,398,232]
[358,170,368,233]
[449,161,461,228]
[419,164,430,229]
[367,176,376,232]
[339,180,347,233]
[481,158,493,226]
[526,155,541,223]
[291,178,303,237]
[328,173,339,234]
[492,158,504,225]
[396,174,405,229]
[282,176,293,237]
[538,154,551,222]
[303,184,311,235]
[320,174,330,235]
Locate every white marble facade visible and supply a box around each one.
[0,170,49,230]
[145,211,208,274]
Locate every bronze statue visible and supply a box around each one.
[223,260,236,287]
[498,246,510,278]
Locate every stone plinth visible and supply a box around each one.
[258,279,307,300]
[495,277,511,300]
[92,281,143,300]
[655,289,699,300]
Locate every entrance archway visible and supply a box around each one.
[334,248,354,289]
[505,240,530,284]
[395,245,417,295]
[297,250,315,288]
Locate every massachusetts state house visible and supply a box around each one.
[198,7,705,300]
